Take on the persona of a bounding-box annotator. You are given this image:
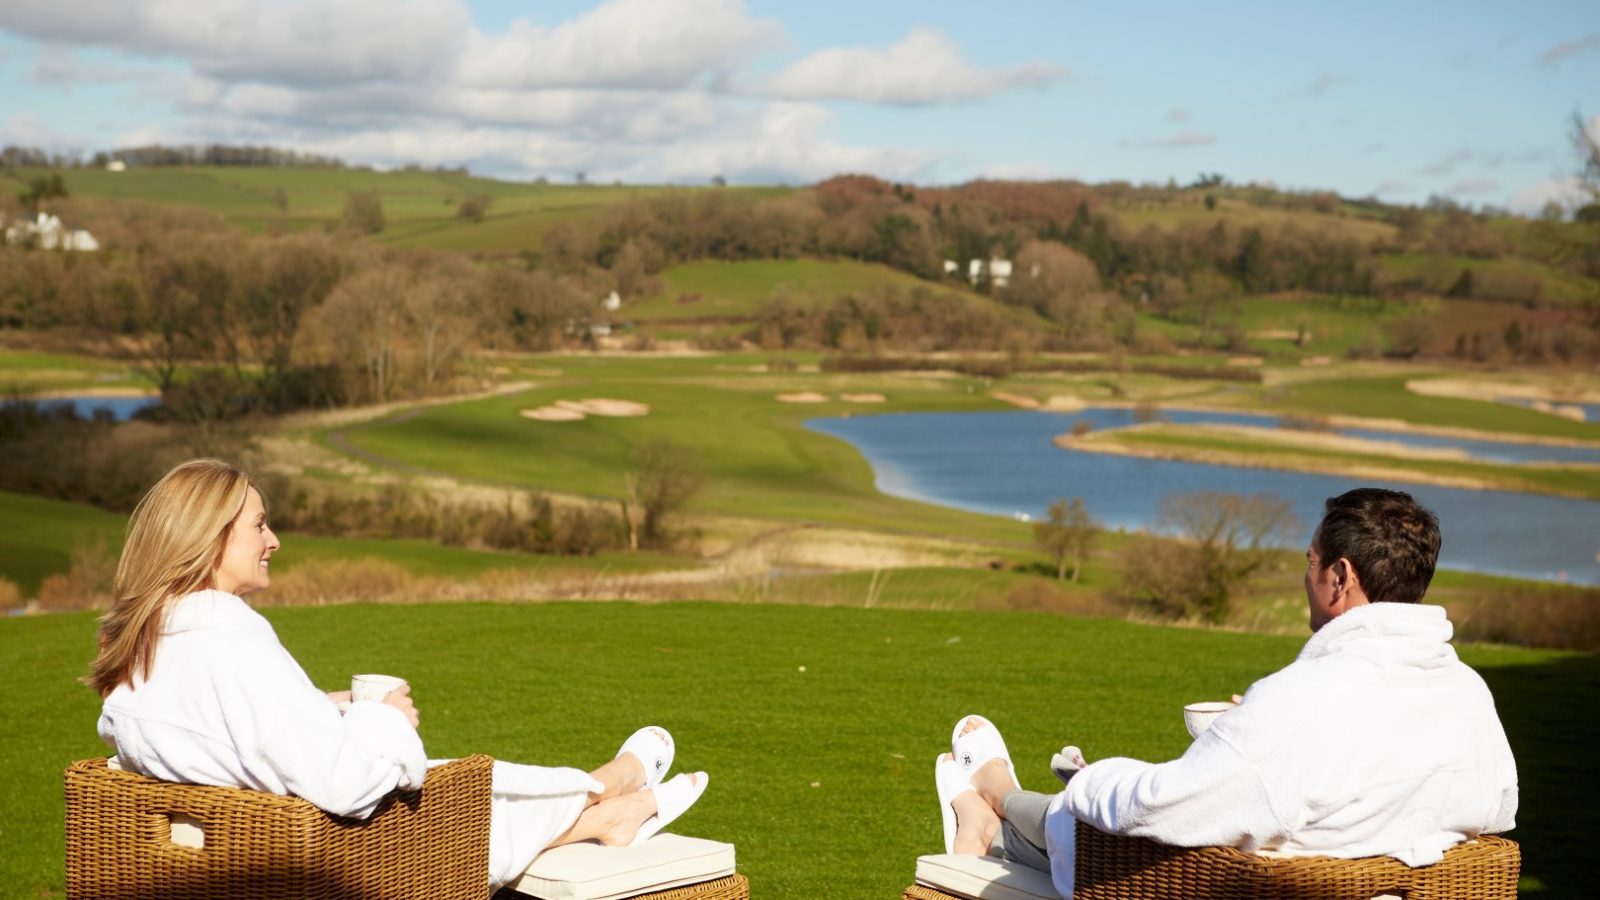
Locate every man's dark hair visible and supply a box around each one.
[1316,488,1441,604]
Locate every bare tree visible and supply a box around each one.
[1034,497,1097,581]
[318,264,409,403]
[623,440,702,550]
[1119,492,1298,623]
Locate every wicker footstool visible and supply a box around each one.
[495,873,749,900]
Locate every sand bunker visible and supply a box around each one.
[777,392,829,403]
[992,391,1084,412]
[521,407,586,421]
[841,393,887,403]
[520,397,651,421]
[556,398,650,417]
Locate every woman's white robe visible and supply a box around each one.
[97,590,603,889]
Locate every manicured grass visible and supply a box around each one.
[0,492,126,595]
[1,602,1587,898]
[333,355,1034,543]
[1091,424,1600,500]
[1267,376,1600,441]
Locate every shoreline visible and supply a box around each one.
[1056,430,1599,500]
[986,392,1600,449]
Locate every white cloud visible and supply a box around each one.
[0,0,992,184]
[1446,177,1500,195]
[1119,130,1217,150]
[1417,147,1473,177]
[1164,108,1190,123]
[618,103,935,184]
[459,0,780,90]
[1374,179,1409,195]
[1506,177,1584,216]
[0,0,471,86]
[1539,33,1600,66]
[973,161,1076,181]
[762,25,1062,105]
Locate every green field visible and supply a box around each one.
[1110,195,1398,245]
[626,259,975,322]
[0,166,780,253]
[332,354,1033,542]
[1084,423,1600,500]
[0,491,684,597]
[1,601,1588,898]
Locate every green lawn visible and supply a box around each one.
[1088,424,1600,500]
[1,601,1585,898]
[1264,376,1600,441]
[332,354,1033,543]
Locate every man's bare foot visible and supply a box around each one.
[957,717,1019,810]
[946,752,1001,855]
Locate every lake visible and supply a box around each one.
[807,409,1600,585]
[36,395,159,421]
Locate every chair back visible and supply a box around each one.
[64,755,494,900]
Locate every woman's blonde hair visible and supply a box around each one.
[87,458,255,697]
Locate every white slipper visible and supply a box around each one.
[617,726,674,789]
[628,771,708,847]
[950,714,1021,791]
[935,753,971,854]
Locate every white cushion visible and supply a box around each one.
[915,854,1059,900]
[505,834,736,900]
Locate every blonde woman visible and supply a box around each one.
[90,458,707,890]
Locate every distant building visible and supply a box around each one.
[600,290,622,311]
[965,258,1012,288]
[2,211,99,252]
[106,159,126,172]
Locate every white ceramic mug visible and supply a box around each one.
[351,673,408,704]
[1183,700,1237,739]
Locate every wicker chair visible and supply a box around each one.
[65,755,750,900]
[64,755,495,900]
[903,820,1521,900]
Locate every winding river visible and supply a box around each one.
[807,409,1600,585]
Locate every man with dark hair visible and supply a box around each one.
[939,488,1518,898]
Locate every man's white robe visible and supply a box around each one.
[1044,602,1518,898]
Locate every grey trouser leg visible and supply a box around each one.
[988,789,1054,873]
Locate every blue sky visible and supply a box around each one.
[1,0,1596,212]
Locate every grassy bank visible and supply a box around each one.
[0,601,1587,898]
[1071,423,1600,500]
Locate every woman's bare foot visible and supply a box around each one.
[589,726,668,800]
[946,752,1001,855]
[551,785,662,848]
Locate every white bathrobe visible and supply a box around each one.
[1042,602,1518,899]
[97,590,604,889]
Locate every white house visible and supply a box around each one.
[600,290,622,311]
[106,159,126,173]
[965,258,1012,288]
[2,212,99,252]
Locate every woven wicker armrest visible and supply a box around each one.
[1072,819,1521,900]
[65,754,495,900]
